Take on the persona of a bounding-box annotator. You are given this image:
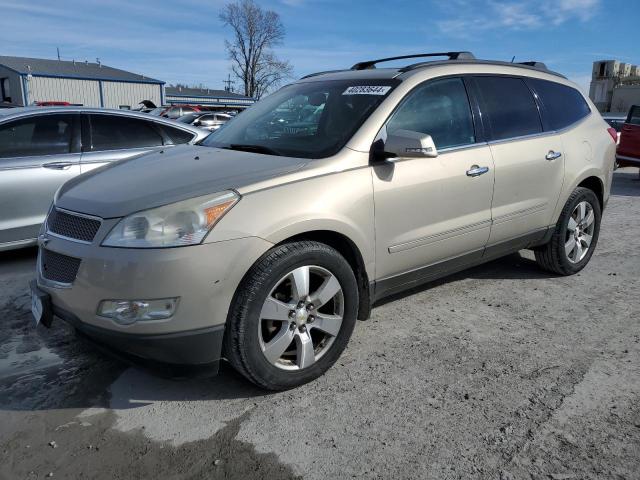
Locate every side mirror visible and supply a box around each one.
[383,129,438,160]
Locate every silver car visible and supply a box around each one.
[177,112,232,131]
[32,52,615,390]
[0,107,208,251]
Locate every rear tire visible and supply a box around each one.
[223,241,358,390]
[534,187,601,275]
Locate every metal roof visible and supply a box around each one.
[0,56,164,84]
[165,86,254,100]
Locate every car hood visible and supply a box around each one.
[56,145,308,218]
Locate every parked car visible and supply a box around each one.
[616,105,640,168]
[32,52,615,390]
[177,112,232,131]
[161,105,215,119]
[35,101,72,107]
[0,107,208,251]
[602,113,626,144]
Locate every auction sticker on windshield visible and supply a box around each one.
[342,86,391,95]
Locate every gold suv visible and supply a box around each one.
[32,52,616,389]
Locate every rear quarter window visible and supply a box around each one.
[160,124,196,144]
[528,79,591,130]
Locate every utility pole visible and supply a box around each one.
[57,47,61,61]
[223,73,234,93]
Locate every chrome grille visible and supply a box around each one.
[41,249,81,284]
[47,208,101,243]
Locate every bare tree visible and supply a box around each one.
[220,0,293,99]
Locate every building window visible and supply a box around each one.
[1,78,11,102]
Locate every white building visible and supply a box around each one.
[0,56,164,109]
[589,59,640,113]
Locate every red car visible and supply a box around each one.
[35,101,71,107]
[160,105,216,119]
[617,105,640,168]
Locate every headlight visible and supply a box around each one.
[102,191,238,248]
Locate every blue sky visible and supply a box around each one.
[1,0,638,93]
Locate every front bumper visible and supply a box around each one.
[55,305,224,366]
[37,234,273,365]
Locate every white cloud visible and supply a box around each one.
[438,0,601,36]
[280,0,306,6]
[553,0,599,23]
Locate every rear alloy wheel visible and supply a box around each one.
[565,201,595,264]
[224,241,358,390]
[534,187,601,275]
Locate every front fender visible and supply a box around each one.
[207,167,376,279]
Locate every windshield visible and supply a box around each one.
[202,79,398,159]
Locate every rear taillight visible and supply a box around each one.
[607,127,618,143]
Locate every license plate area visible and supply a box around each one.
[30,280,53,328]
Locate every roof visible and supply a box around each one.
[0,56,163,84]
[165,86,254,100]
[300,59,566,83]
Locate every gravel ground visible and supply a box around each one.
[1,168,639,480]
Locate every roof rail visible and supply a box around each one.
[351,51,475,70]
[517,61,549,70]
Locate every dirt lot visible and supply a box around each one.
[1,168,639,480]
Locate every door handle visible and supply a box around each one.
[42,162,73,170]
[545,150,562,161]
[466,165,489,177]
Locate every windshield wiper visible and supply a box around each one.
[224,144,281,156]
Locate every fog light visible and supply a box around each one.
[97,298,179,325]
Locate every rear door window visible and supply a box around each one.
[89,115,164,151]
[0,114,73,158]
[528,79,591,130]
[475,76,542,141]
[627,106,640,126]
[386,77,475,150]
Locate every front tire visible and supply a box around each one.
[534,187,601,275]
[224,241,359,390]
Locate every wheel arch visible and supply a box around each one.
[576,175,604,210]
[553,169,606,225]
[274,229,372,321]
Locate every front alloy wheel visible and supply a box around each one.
[224,241,359,390]
[259,265,344,370]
